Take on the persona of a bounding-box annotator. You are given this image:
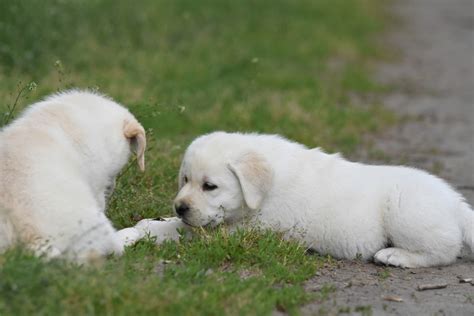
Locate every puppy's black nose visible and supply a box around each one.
[175,203,189,217]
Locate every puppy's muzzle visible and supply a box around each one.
[174,202,190,218]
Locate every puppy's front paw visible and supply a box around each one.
[374,248,413,268]
[116,227,141,246]
[33,244,62,259]
[134,217,187,244]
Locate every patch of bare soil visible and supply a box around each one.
[303,260,473,315]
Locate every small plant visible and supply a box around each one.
[378,268,391,280]
[354,305,373,316]
[2,81,37,127]
[338,306,351,314]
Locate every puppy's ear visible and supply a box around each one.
[178,161,185,190]
[123,120,146,171]
[228,152,272,210]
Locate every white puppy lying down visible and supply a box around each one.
[0,90,146,262]
[164,131,473,268]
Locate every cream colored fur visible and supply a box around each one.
[167,131,473,268]
[0,90,146,263]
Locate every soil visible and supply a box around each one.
[301,0,474,315]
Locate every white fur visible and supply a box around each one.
[134,218,186,243]
[0,90,146,263]
[173,131,473,268]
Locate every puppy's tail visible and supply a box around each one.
[460,201,473,254]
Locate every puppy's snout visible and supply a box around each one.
[175,202,190,217]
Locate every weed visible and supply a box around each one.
[354,305,373,316]
[378,268,391,280]
[2,81,37,126]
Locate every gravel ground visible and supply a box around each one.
[301,0,474,315]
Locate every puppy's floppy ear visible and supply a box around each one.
[177,160,185,190]
[123,119,146,171]
[228,152,272,210]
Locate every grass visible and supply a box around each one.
[0,229,321,315]
[0,0,391,314]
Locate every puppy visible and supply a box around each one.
[173,132,473,268]
[0,90,146,262]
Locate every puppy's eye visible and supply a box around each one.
[202,182,218,191]
[183,176,188,183]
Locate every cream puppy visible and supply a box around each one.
[173,132,473,268]
[0,90,146,262]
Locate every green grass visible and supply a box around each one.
[0,229,323,315]
[0,0,391,314]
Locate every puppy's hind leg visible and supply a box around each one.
[373,246,459,268]
[374,219,462,268]
[378,187,465,268]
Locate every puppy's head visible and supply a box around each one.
[174,134,272,227]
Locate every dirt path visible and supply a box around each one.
[302,0,474,315]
